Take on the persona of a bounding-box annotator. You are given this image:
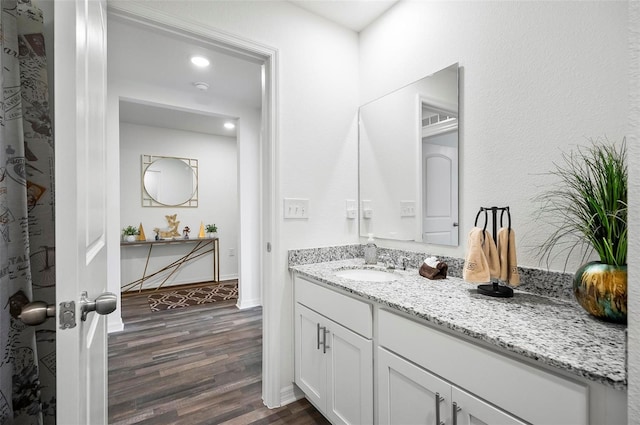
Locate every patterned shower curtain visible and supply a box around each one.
[0,0,55,424]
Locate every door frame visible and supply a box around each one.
[106,3,281,407]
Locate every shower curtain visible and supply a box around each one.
[0,0,55,424]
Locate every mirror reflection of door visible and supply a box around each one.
[421,107,458,245]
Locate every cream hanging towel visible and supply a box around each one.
[463,227,500,282]
[497,227,520,286]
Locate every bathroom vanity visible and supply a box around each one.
[291,258,627,425]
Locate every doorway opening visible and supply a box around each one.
[106,5,279,406]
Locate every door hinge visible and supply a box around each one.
[266,242,272,253]
[59,301,76,329]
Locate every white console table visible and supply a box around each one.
[120,237,219,292]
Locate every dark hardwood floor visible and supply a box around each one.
[108,283,330,425]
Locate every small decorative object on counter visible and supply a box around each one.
[122,225,138,242]
[183,226,191,239]
[198,222,205,238]
[137,223,146,241]
[364,234,377,264]
[205,223,218,238]
[534,138,627,323]
[419,256,448,280]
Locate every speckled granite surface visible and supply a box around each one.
[290,257,627,390]
[288,245,575,300]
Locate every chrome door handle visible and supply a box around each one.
[452,402,461,425]
[19,301,56,326]
[322,328,330,354]
[435,393,445,425]
[80,291,117,321]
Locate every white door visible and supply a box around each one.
[326,320,373,425]
[294,303,326,410]
[54,0,111,424]
[422,142,459,245]
[378,347,451,425]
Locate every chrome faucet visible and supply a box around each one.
[381,254,395,269]
[399,256,410,270]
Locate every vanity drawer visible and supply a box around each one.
[295,275,372,338]
[378,309,588,425]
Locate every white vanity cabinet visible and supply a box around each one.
[378,347,527,425]
[378,309,589,425]
[294,276,374,425]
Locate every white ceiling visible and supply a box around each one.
[110,2,398,136]
[289,0,399,32]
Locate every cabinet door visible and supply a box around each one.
[326,320,373,425]
[378,347,451,425]
[452,387,528,425]
[295,303,327,410]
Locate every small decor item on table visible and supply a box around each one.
[137,223,146,241]
[534,137,627,323]
[153,214,181,239]
[122,225,139,242]
[205,223,218,238]
[198,222,206,238]
[183,226,191,239]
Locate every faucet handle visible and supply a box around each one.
[399,256,410,270]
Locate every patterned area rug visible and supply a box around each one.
[147,281,238,312]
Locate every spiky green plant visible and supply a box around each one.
[122,225,139,236]
[534,138,627,270]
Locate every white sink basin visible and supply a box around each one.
[334,268,398,282]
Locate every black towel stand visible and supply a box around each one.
[474,206,514,298]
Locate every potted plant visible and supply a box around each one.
[122,225,139,242]
[534,137,627,323]
[205,224,218,238]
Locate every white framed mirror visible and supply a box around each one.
[141,155,198,207]
[359,63,459,246]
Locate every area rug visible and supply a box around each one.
[147,281,238,312]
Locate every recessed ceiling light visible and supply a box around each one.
[190,56,210,67]
[224,122,236,130]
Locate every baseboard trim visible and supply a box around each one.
[108,317,125,333]
[237,297,261,310]
[279,384,304,406]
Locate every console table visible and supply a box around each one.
[120,237,219,293]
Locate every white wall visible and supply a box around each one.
[119,122,239,288]
[360,1,628,273]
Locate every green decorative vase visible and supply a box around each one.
[573,261,627,324]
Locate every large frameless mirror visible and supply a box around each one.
[141,155,198,207]
[359,63,459,246]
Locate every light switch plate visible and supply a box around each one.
[346,199,357,219]
[361,200,373,219]
[283,198,310,219]
[400,200,416,217]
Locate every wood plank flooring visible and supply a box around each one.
[108,283,330,425]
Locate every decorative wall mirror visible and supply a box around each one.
[359,63,459,246]
[141,155,198,207]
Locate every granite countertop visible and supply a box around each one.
[290,258,627,390]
